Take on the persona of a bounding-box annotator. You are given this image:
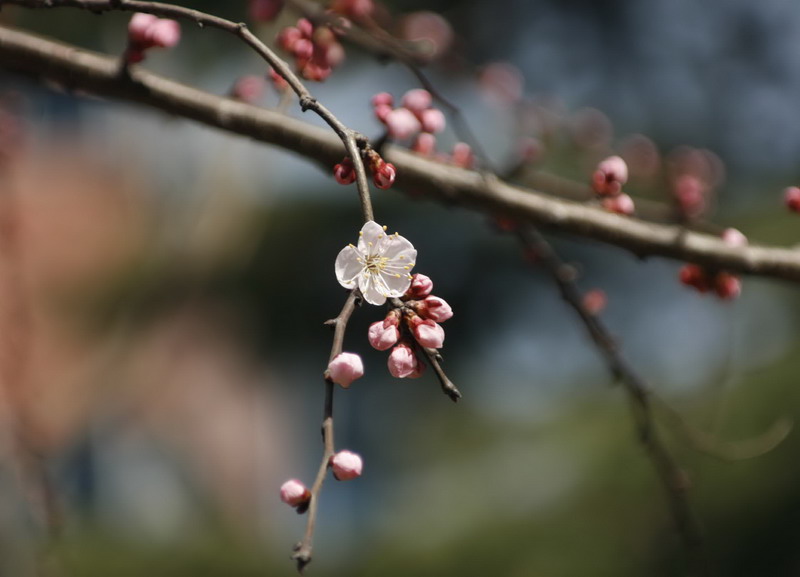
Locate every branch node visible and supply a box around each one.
[299,96,316,112]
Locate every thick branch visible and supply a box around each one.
[2,25,800,281]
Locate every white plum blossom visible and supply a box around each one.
[335,221,417,305]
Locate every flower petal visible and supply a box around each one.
[360,276,387,305]
[357,221,385,255]
[335,245,363,289]
[381,233,416,263]
[380,271,413,296]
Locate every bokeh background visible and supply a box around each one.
[2,1,800,575]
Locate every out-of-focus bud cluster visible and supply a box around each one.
[366,273,453,379]
[678,227,745,300]
[372,90,446,140]
[332,150,397,189]
[277,18,344,81]
[666,147,724,221]
[371,90,476,169]
[125,13,181,64]
[591,155,635,216]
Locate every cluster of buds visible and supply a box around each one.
[678,228,746,300]
[367,274,453,378]
[280,451,363,512]
[333,149,397,189]
[591,155,635,215]
[277,18,344,81]
[372,90,446,141]
[124,13,181,64]
[784,186,800,213]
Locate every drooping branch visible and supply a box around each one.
[291,289,359,572]
[1,25,800,282]
[517,226,709,576]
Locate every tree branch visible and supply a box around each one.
[1,24,799,282]
[517,226,709,576]
[292,290,359,572]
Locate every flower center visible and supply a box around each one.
[364,254,389,275]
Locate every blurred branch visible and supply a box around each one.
[517,226,709,576]
[2,26,799,283]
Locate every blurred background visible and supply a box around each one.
[2,0,800,575]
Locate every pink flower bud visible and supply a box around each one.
[327,352,364,388]
[601,193,635,216]
[673,174,707,219]
[402,88,433,113]
[410,317,445,349]
[330,450,363,481]
[714,272,741,300]
[128,13,158,43]
[321,41,346,68]
[374,103,393,123]
[373,162,397,189]
[412,133,437,156]
[582,289,607,315]
[292,38,314,61]
[371,92,394,108]
[368,320,400,351]
[784,186,800,213]
[405,273,433,299]
[385,107,421,140]
[147,19,181,48]
[388,343,422,378]
[280,479,311,507]
[277,26,302,51]
[417,296,453,322]
[230,75,266,104]
[679,264,711,293]
[419,108,446,134]
[451,142,474,168]
[592,155,628,196]
[268,68,289,91]
[297,18,314,38]
[333,158,356,185]
[721,227,748,247]
[250,0,285,22]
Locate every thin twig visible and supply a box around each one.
[517,226,709,576]
[292,289,359,572]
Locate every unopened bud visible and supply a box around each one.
[280,479,311,507]
[327,352,364,388]
[405,273,433,299]
[330,450,363,481]
[373,162,397,189]
[417,296,453,322]
[388,343,422,378]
